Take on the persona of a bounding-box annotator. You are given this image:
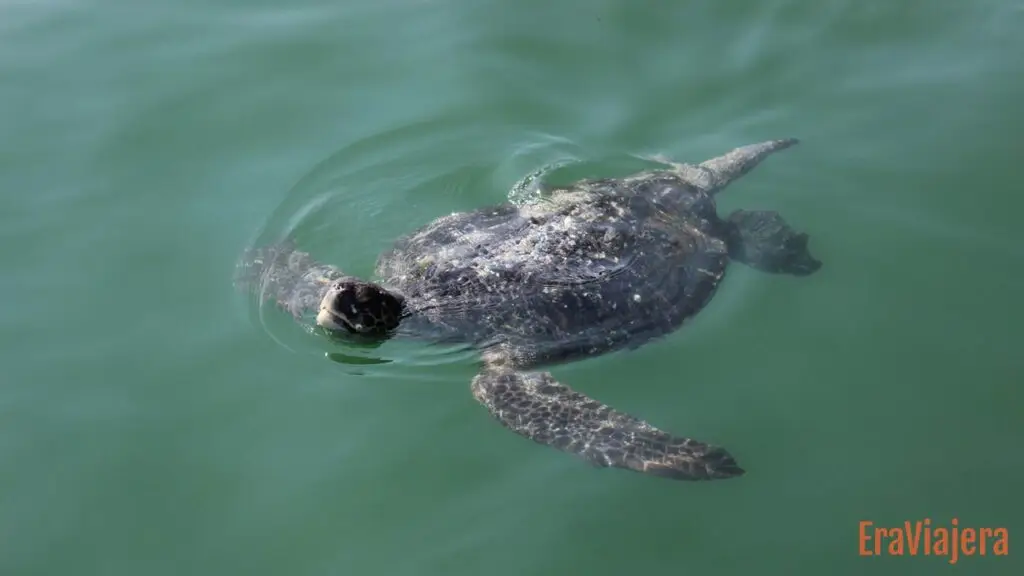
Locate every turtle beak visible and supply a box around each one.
[316,289,349,331]
[316,307,337,329]
[316,285,343,330]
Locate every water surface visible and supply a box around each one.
[2,1,1022,574]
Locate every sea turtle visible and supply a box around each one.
[238,139,821,481]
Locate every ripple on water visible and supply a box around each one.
[237,121,618,379]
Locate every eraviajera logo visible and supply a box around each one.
[859,519,1009,565]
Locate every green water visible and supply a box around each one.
[2,1,1022,574]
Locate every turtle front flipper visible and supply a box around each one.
[471,370,743,481]
[723,209,822,276]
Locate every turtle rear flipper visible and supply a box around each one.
[697,138,799,193]
[471,370,743,481]
[725,209,823,276]
[650,138,799,194]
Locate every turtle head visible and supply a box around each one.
[316,278,405,338]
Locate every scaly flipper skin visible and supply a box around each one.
[697,138,799,193]
[653,138,799,194]
[471,370,744,480]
